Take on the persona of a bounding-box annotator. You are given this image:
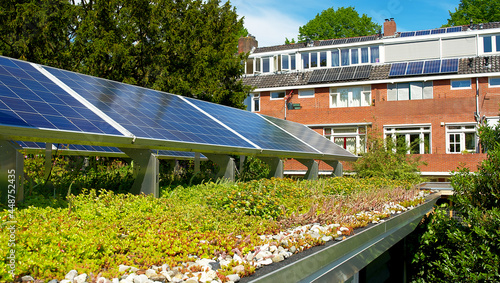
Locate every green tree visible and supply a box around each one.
[446,0,500,26]
[0,0,251,108]
[352,130,425,183]
[298,6,381,42]
[409,120,500,282]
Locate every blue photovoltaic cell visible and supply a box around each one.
[446,26,462,33]
[423,60,442,74]
[440,58,459,73]
[187,98,318,153]
[389,63,408,76]
[406,61,424,75]
[431,28,446,34]
[0,56,122,136]
[415,30,431,36]
[400,31,416,37]
[43,65,256,149]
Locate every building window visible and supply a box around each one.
[446,124,477,153]
[262,57,270,73]
[324,126,367,155]
[361,47,369,63]
[299,89,315,98]
[320,52,327,67]
[370,46,380,63]
[332,50,340,67]
[252,93,260,112]
[281,54,296,71]
[387,81,433,101]
[302,53,309,69]
[351,49,359,65]
[451,79,471,89]
[270,91,286,100]
[489,77,500,87]
[330,86,371,108]
[384,125,431,154]
[481,34,500,53]
[341,49,350,66]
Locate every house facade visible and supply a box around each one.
[241,19,500,180]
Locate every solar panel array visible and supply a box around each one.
[400,26,463,38]
[318,35,377,47]
[309,65,372,83]
[389,58,459,77]
[0,56,357,161]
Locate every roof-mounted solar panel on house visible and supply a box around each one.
[389,62,408,76]
[446,26,462,33]
[440,58,459,73]
[423,60,442,74]
[415,30,431,36]
[431,28,446,34]
[406,61,425,75]
[324,68,342,82]
[400,31,416,37]
[308,69,328,84]
[353,65,371,80]
[338,66,357,81]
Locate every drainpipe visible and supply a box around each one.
[475,77,480,153]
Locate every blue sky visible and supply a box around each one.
[230,0,462,47]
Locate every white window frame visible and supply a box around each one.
[270,91,286,100]
[445,123,477,154]
[384,125,432,154]
[251,93,260,112]
[489,77,500,88]
[330,86,371,108]
[281,54,296,71]
[298,89,315,98]
[324,126,367,155]
[451,79,471,89]
[387,81,433,101]
[480,34,500,54]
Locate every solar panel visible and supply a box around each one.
[353,65,371,80]
[446,26,462,33]
[431,28,446,34]
[319,40,334,46]
[0,57,123,136]
[262,116,357,158]
[43,65,256,149]
[346,37,361,44]
[332,38,347,45]
[400,31,416,37]
[338,66,357,81]
[308,69,328,83]
[187,98,318,154]
[360,35,377,42]
[389,63,408,76]
[423,60,441,74]
[440,58,459,73]
[324,68,342,82]
[415,30,431,36]
[406,61,424,75]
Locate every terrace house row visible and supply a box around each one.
[241,19,500,180]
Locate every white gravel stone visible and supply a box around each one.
[74,274,88,283]
[119,265,132,273]
[226,274,240,282]
[145,269,157,278]
[65,270,78,281]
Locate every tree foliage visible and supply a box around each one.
[0,0,251,108]
[409,120,500,282]
[298,6,381,42]
[446,0,500,26]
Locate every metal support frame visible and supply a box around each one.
[324,160,343,177]
[194,152,201,174]
[296,159,319,180]
[258,157,284,178]
[204,153,236,181]
[0,140,24,203]
[120,148,159,197]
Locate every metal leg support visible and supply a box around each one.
[296,159,319,180]
[324,160,343,177]
[0,140,24,203]
[204,153,235,181]
[257,157,284,179]
[120,148,159,197]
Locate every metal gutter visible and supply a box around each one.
[248,193,440,283]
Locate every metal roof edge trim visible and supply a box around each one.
[248,193,440,283]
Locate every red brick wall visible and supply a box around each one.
[257,77,500,175]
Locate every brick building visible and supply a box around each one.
[241,20,500,180]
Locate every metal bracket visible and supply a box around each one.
[120,148,159,197]
[296,159,319,180]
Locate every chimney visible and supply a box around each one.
[384,18,397,37]
[238,35,258,54]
